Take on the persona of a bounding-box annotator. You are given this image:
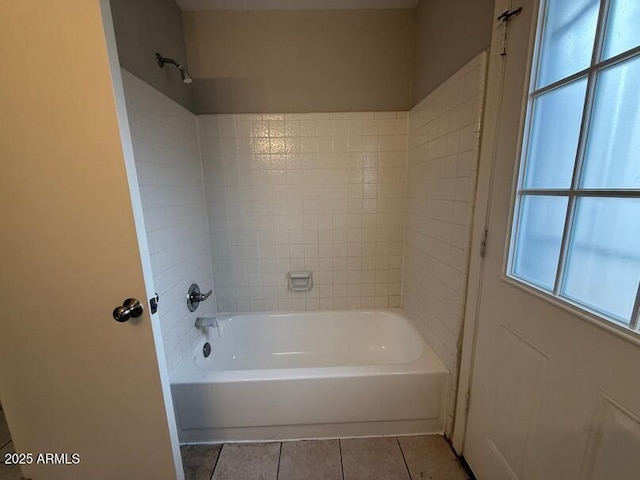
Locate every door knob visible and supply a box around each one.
[112,298,144,323]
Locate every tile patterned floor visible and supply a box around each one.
[182,436,471,480]
[0,407,470,480]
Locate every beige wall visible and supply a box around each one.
[412,0,494,104]
[183,9,415,114]
[109,1,494,113]
[110,0,194,111]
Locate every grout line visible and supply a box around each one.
[209,444,224,480]
[338,439,345,480]
[396,437,413,480]
[275,442,282,480]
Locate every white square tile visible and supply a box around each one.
[123,72,215,374]
[404,53,486,437]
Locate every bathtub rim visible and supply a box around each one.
[171,308,448,385]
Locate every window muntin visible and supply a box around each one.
[508,0,640,332]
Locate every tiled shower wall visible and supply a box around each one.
[199,113,408,312]
[403,53,487,436]
[122,70,216,373]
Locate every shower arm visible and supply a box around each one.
[156,53,183,70]
[155,52,193,84]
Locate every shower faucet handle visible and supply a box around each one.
[186,283,212,312]
[192,290,212,302]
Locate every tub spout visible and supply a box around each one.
[195,317,218,329]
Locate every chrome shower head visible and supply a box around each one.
[155,52,193,85]
[179,65,193,84]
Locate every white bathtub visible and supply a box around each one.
[171,309,448,443]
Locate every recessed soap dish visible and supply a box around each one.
[288,271,313,292]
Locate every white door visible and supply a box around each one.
[0,2,182,479]
[463,0,640,479]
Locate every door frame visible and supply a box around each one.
[99,1,184,477]
[451,0,520,453]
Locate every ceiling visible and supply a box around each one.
[175,0,419,11]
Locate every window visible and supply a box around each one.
[508,0,640,332]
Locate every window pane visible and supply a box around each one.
[512,195,568,290]
[524,79,587,189]
[563,197,640,324]
[537,0,600,88]
[581,57,640,189]
[602,0,640,60]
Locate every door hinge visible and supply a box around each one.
[480,229,488,258]
[465,390,472,413]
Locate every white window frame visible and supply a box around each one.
[506,0,640,334]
